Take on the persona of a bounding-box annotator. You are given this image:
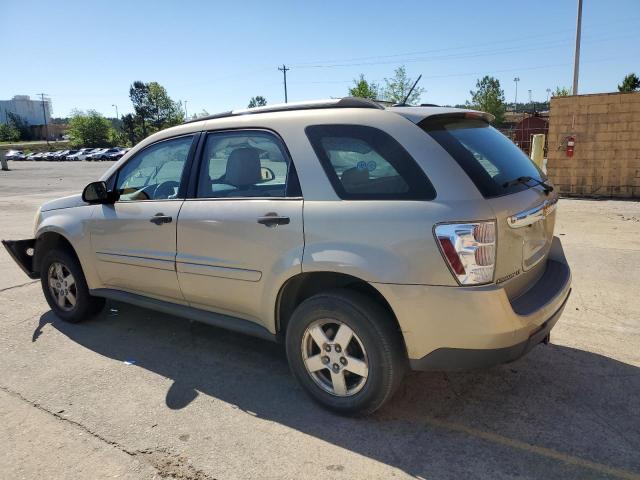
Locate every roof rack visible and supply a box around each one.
[184,97,383,124]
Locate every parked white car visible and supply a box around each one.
[67,148,95,161]
[5,150,26,161]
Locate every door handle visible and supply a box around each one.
[149,213,173,225]
[257,213,290,227]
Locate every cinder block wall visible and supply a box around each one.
[546,92,640,198]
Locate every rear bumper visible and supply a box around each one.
[2,239,39,279]
[374,236,572,370]
[408,288,570,371]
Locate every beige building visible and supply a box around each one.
[546,92,640,198]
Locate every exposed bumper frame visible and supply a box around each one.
[2,239,39,279]
[409,289,571,371]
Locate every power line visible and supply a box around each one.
[290,16,640,68]
[278,64,290,103]
[291,31,637,70]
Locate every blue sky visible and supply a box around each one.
[1,0,639,118]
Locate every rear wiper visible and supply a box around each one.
[502,176,553,195]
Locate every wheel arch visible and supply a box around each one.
[34,231,81,275]
[276,271,407,354]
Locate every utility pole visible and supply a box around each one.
[278,64,290,103]
[513,77,520,112]
[37,93,50,146]
[572,0,583,95]
[112,104,119,119]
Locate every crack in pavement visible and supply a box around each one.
[0,385,216,480]
[0,280,39,293]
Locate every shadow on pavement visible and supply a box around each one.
[36,303,640,479]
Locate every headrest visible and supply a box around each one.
[225,148,261,187]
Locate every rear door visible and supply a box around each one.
[420,116,556,297]
[89,134,196,301]
[176,129,304,327]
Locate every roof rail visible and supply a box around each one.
[184,97,383,124]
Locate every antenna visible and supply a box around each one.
[400,74,422,106]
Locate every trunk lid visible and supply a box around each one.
[487,188,557,298]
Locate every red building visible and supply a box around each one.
[513,115,549,155]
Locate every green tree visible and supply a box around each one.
[67,110,115,147]
[6,112,33,140]
[247,96,267,108]
[383,66,423,104]
[618,73,640,92]
[468,76,506,124]
[128,80,184,142]
[121,113,137,146]
[190,109,210,120]
[129,81,151,138]
[349,74,379,100]
[147,82,184,129]
[552,86,570,97]
[0,122,20,142]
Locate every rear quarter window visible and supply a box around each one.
[305,124,436,200]
[420,117,545,198]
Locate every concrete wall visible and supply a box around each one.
[546,92,640,198]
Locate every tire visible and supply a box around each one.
[40,248,105,323]
[286,289,406,415]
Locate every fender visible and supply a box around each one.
[35,205,100,289]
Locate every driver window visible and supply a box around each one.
[197,131,291,198]
[115,135,193,201]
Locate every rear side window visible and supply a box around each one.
[420,117,545,198]
[306,124,435,200]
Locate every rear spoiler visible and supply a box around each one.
[419,111,495,129]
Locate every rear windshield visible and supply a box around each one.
[419,117,545,198]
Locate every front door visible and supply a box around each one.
[90,135,196,302]
[176,130,304,327]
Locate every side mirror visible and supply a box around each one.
[82,181,113,204]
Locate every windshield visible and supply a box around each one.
[420,117,545,198]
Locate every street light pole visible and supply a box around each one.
[546,88,551,104]
[572,0,583,95]
[184,100,188,119]
[112,104,118,119]
[513,77,520,112]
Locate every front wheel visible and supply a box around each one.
[286,290,406,415]
[40,248,105,323]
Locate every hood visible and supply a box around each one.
[41,194,86,212]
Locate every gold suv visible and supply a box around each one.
[3,98,571,414]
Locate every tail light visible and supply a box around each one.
[434,221,496,285]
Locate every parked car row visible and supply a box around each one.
[5,147,130,162]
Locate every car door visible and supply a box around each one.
[176,129,304,328]
[89,134,197,302]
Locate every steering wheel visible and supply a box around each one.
[154,180,180,199]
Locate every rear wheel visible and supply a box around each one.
[286,290,406,415]
[40,249,105,323]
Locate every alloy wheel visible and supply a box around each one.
[47,262,77,312]
[301,319,369,396]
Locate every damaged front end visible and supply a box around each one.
[2,239,38,279]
